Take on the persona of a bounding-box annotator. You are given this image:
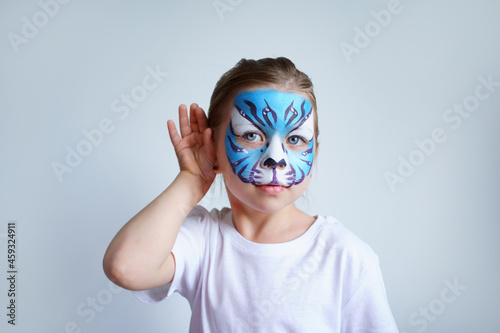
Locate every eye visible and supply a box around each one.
[287,136,304,145]
[242,132,262,142]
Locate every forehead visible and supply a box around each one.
[233,89,310,113]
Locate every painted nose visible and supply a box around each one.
[264,158,287,168]
[261,134,288,169]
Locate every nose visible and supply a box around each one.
[264,158,287,169]
[261,134,288,170]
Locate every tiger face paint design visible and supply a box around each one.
[225,90,315,187]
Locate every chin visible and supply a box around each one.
[230,184,303,214]
[223,169,311,211]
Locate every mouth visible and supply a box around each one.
[256,184,286,194]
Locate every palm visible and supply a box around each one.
[167,104,217,192]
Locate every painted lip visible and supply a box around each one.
[256,184,286,194]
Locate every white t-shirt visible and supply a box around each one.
[133,206,399,333]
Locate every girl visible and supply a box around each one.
[103,57,399,332]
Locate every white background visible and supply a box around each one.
[1,0,499,332]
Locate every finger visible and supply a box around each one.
[178,104,191,138]
[189,103,200,134]
[167,120,181,147]
[196,106,209,133]
[203,127,217,164]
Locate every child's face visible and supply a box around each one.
[225,90,315,186]
[215,89,316,212]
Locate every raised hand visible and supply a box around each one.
[167,103,217,195]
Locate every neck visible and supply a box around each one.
[228,193,313,244]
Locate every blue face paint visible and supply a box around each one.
[225,90,315,187]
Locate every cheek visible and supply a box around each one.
[288,140,314,169]
[225,139,262,172]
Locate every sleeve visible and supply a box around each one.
[340,257,399,333]
[131,205,212,304]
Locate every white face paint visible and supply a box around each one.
[225,90,315,187]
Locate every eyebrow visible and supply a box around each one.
[233,102,265,135]
[290,100,313,133]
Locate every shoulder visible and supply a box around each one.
[315,216,391,311]
[180,205,231,234]
[186,205,230,220]
[315,215,379,275]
